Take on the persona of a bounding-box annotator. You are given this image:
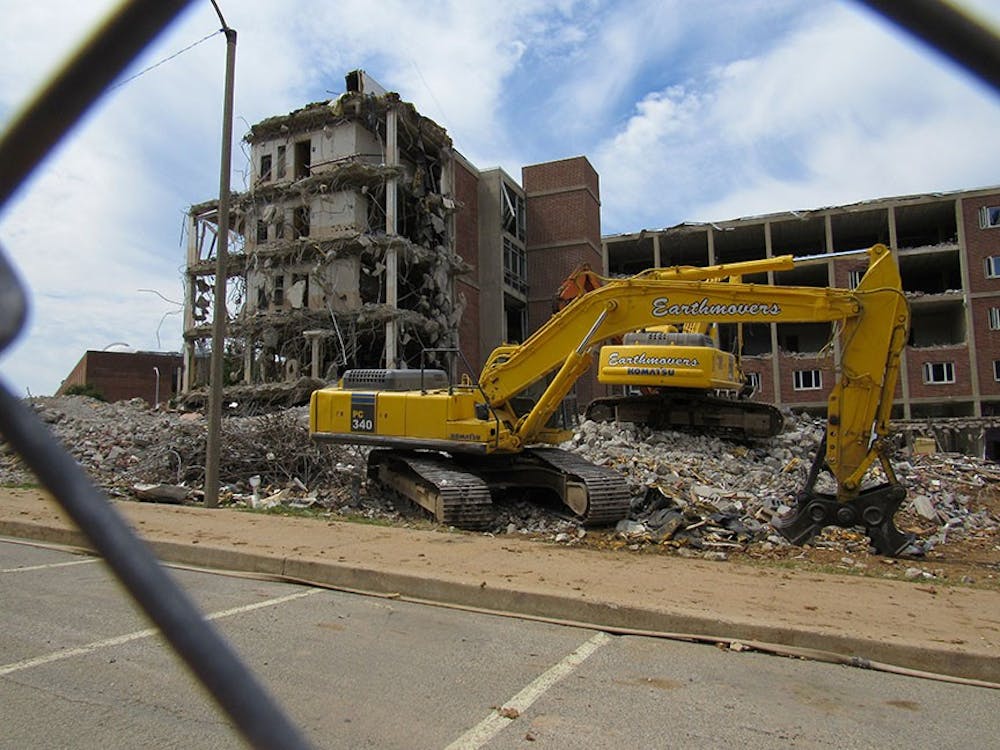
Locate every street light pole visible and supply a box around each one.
[204,9,236,509]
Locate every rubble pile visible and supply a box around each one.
[563,418,1000,555]
[0,397,365,509]
[2,396,998,560]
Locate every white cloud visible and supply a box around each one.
[594,2,1000,232]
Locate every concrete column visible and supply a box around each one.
[384,104,398,367]
[652,232,661,267]
[956,197,981,416]
[243,343,252,384]
[888,204,911,419]
[764,222,781,406]
[303,330,324,379]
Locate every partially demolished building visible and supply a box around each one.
[603,186,1000,456]
[182,71,602,407]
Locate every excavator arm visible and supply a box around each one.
[480,243,911,553]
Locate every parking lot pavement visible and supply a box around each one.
[2,538,998,749]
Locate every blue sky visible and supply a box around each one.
[1,0,999,396]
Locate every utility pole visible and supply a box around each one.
[204,3,236,508]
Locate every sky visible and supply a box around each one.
[1,0,999,397]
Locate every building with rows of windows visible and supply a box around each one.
[602,186,1000,456]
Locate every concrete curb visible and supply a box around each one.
[3,518,997,685]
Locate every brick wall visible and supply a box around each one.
[453,160,480,271]
[522,156,599,196]
[523,157,603,406]
[453,160,481,370]
[456,278,480,373]
[904,346,972,399]
[962,192,1000,294]
[741,355,775,403]
[58,351,183,406]
[777,354,837,406]
[970,297,1000,395]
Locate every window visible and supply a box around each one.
[256,220,268,244]
[294,140,311,179]
[847,269,863,288]
[501,182,526,242]
[503,236,527,293]
[259,154,272,182]
[793,369,822,390]
[922,361,955,384]
[293,206,310,237]
[745,372,762,391]
[994,360,1000,382]
[990,307,1000,330]
[276,145,286,180]
[986,256,1000,278]
[272,275,285,306]
[980,205,1000,229]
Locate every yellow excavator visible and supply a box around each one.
[311,243,913,554]
[556,264,783,438]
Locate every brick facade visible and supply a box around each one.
[453,160,481,370]
[58,351,183,406]
[522,157,603,406]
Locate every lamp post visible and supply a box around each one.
[204,4,236,509]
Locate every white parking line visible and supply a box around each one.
[1,558,99,574]
[445,631,612,750]
[0,588,320,677]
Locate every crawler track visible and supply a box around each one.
[586,392,784,439]
[367,447,631,529]
[367,450,494,529]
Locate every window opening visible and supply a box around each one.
[990,307,1000,330]
[272,275,285,306]
[293,205,310,238]
[294,140,311,179]
[276,145,286,180]
[793,369,822,390]
[848,269,863,288]
[994,360,1000,382]
[922,361,955,384]
[501,182,526,242]
[986,256,1000,278]
[259,154,272,183]
[980,206,1000,229]
[503,236,527,293]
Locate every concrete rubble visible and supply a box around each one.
[2,396,998,563]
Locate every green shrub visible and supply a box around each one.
[63,383,106,401]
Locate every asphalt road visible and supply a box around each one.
[1,537,995,749]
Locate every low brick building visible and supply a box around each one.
[58,350,183,407]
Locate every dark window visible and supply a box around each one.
[295,140,311,179]
[293,206,310,237]
[276,145,286,179]
[259,154,272,182]
[273,275,285,306]
[256,220,268,243]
